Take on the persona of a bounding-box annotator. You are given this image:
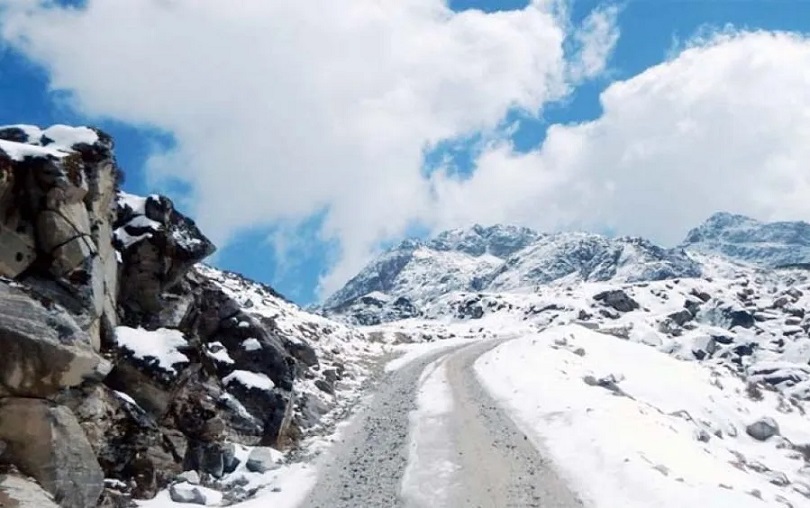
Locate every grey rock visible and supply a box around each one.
[246,447,282,473]
[116,194,215,320]
[0,282,105,397]
[66,385,183,499]
[746,417,780,441]
[169,482,207,505]
[176,470,201,485]
[668,309,694,327]
[0,471,60,507]
[222,443,240,474]
[594,290,640,313]
[0,398,104,508]
[0,224,36,278]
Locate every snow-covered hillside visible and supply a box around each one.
[357,254,810,506]
[312,216,810,506]
[321,225,699,325]
[683,212,810,268]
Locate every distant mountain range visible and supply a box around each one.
[321,213,810,325]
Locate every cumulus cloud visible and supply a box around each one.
[429,31,810,246]
[0,0,618,296]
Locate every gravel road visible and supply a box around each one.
[299,340,582,508]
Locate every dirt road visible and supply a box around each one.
[300,340,583,508]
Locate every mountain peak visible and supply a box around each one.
[683,212,810,267]
[428,223,541,258]
[322,224,700,323]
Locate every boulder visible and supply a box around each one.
[728,309,756,329]
[246,447,283,473]
[746,417,780,441]
[0,398,104,508]
[0,282,107,398]
[0,471,60,508]
[176,470,201,485]
[169,482,207,505]
[668,309,694,327]
[593,290,640,313]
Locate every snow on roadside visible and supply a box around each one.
[401,356,458,507]
[386,336,474,372]
[475,324,810,508]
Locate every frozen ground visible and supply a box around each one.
[476,324,810,507]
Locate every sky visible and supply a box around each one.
[2,0,810,304]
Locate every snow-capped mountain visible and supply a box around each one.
[322,225,700,324]
[682,212,810,268]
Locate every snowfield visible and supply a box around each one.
[476,324,810,507]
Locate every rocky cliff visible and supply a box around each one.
[0,125,359,507]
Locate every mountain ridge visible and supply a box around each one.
[322,212,810,325]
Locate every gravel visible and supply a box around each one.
[299,340,583,508]
[445,340,585,508]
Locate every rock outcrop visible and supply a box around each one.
[0,124,345,507]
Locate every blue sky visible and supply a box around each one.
[2,0,810,304]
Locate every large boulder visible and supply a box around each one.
[594,289,640,313]
[0,281,108,398]
[746,417,780,441]
[0,398,104,508]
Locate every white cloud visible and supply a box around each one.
[0,0,618,297]
[428,31,810,246]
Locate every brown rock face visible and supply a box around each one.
[0,398,104,508]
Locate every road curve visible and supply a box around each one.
[299,340,583,508]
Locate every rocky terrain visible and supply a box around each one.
[319,220,810,506]
[0,125,373,507]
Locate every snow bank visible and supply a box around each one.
[475,324,810,508]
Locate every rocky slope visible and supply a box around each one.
[0,125,370,507]
[321,225,700,325]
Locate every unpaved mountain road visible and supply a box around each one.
[300,340,584,508]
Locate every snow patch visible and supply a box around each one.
[224,370,276,391]
[475,325,810,508]
[114,327,189,375]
